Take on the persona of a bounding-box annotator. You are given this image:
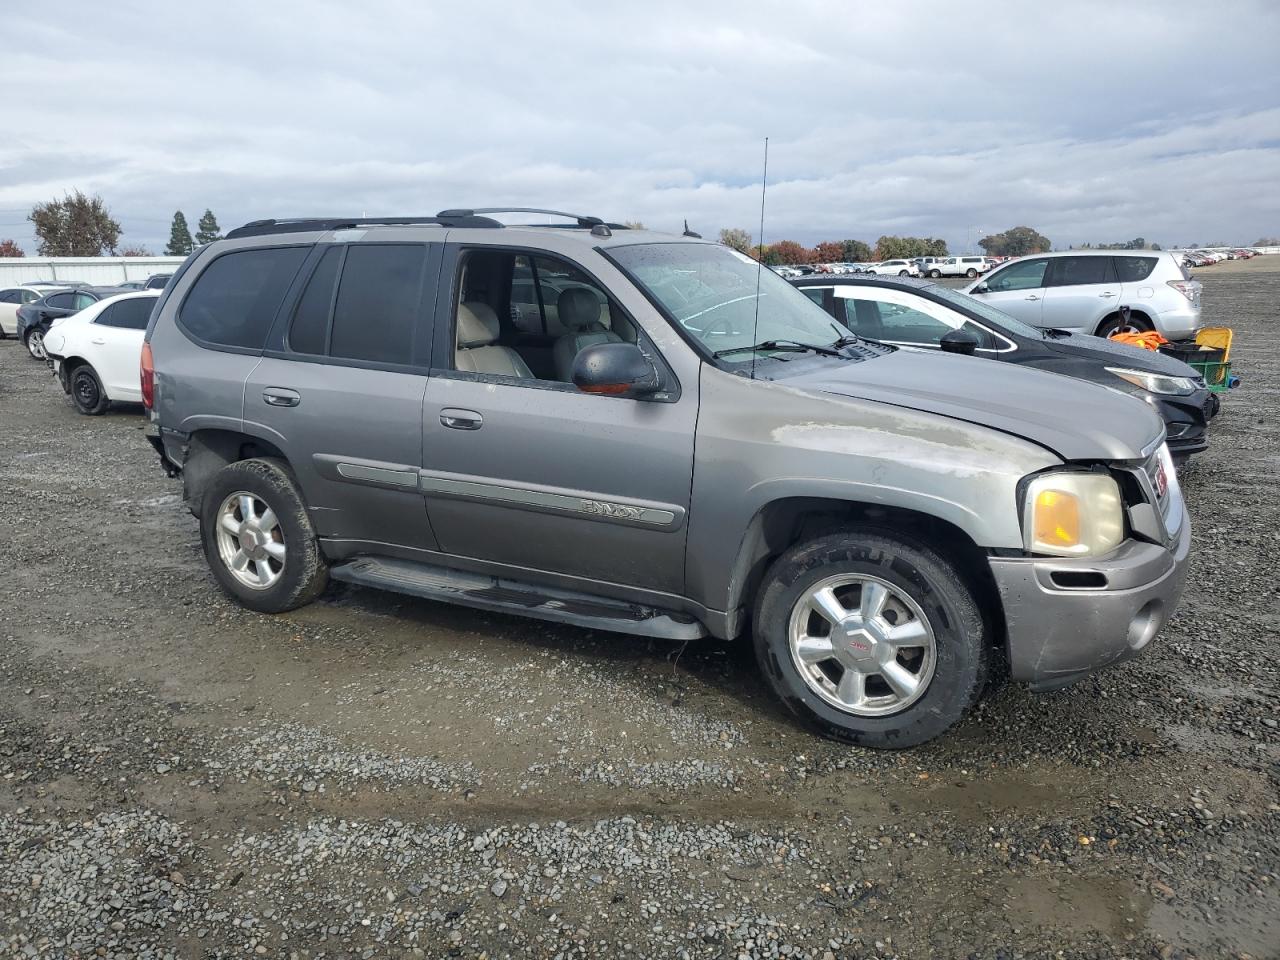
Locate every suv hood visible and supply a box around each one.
[780,349,1162,461]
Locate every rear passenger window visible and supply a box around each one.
[181,246,309,349]
[289,247,341,355]
[1049,256,1113,287]
[96,298,153,330]
[329,245,426,364]
[1113,256,1157,282]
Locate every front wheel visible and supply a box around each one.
[25,329,46,360]
[754,529,988,748]
[70,365,109,415]
[200,458,328,613]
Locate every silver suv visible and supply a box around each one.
[964,250,1202,340]
[143,209,1191,748]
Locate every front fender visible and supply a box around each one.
[685,365,1060,618]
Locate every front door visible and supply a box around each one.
[245,241,440,551]
[1040,256,1118,334]
[420,244,696,596]
[971,256,1050,327]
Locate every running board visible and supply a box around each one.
[328,557,706,641]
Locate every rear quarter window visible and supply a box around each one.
[1113,256,1157,282]
[180,246,310,350]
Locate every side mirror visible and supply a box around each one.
[940,329,980,356]
[971,282,989,294]
[572,342,661,398]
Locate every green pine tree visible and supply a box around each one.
[165,211,193,256]
[194,209,222,246]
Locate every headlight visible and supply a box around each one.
[1023,472,1124,557]
[1105,366,1196,396]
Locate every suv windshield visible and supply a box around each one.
[610,243,845,358]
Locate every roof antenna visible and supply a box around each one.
[750,137,769,381]
[682,219,701,239]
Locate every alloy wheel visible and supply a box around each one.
[787,573,937,716]
[214,491,287,590]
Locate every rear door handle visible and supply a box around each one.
[1024,294,1040,301]
[440,408,483,430]
[91,338,106,345]
[263,387,300,407]
[1099,291,1117,297]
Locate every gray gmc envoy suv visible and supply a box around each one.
[143,209,1191,747]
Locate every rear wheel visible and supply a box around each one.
[200,458,328,613]
[70,365,109,415]
[965,268,978,278]
[1096,311,1153,338]
[928,269,941,278]
[754,529,988,748]
[898,270,910,276]
[24,329,45,360]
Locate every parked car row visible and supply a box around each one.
[2,275,170,359]
[1180,248,1257,268]
[774,256,994,279]
[6,212,1203,749]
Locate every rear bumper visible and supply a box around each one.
[991,507,1191,690]
[1151,303,1201,341]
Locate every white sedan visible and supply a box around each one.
[41,290,159,415]
[863,259,922,277]
[0,285,48,338]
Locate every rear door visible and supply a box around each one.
[89,296,153,399]
[246,241,440,551]
[1040,256,1117,333]
[971,256,1050,326]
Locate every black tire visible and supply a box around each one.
[199,458,328,614]
[753,528,988,749]
[928,269,941,278]
[1095,311,1153,339]
[898,270,910,276]
[69,365,109,416]
[965,268,978,278]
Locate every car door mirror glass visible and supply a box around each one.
[572,342,660,398]
[972,282,988,294]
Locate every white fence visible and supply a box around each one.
[0,256,187,287]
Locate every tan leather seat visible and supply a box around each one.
[552,288,621,381]
[454,302,533,378]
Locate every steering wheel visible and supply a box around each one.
[698,311,742,341]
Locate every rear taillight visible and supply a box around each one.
[140,342,155,409]
[1167,280,1197,301]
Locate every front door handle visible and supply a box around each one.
[1099,291,1117,297]
[1024,294,1040,301]
[263,387,300,407]
[440,408,483,430]
[91,338,106,345]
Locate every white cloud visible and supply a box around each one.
[1,0,1277,251]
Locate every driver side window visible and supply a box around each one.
[986,258,1048,292]
[840,297,998,350]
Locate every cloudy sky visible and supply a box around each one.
[2,1,1278,254]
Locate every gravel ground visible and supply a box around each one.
[0,265,1276,959]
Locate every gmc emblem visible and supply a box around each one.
[1153,463,1169,499]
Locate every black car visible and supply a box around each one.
[790,275,1217,462]
[16,286,131,361]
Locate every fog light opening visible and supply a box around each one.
[1127,600,1163,650]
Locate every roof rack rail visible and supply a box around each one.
[225,214,503,240]
[437,207,618,229]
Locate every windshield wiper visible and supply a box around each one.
[713,339,844,359]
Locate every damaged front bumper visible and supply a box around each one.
[990,504,1191,690]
